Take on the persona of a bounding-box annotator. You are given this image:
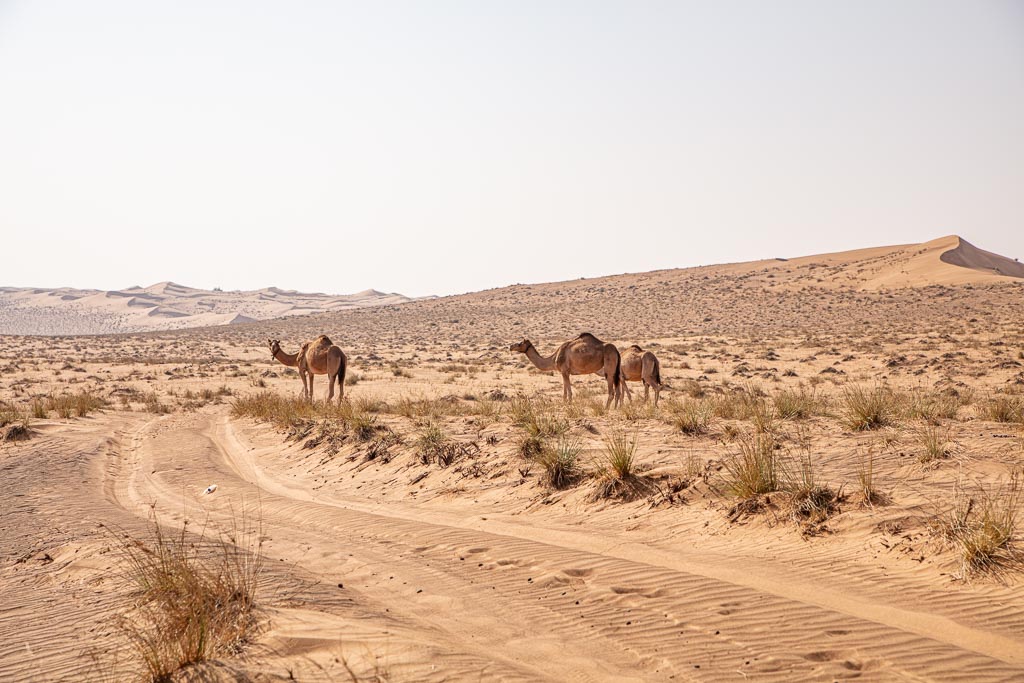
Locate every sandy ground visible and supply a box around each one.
[2,235,1023,681]
[0,282,418,336]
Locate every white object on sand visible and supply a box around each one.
[204,484,218,495]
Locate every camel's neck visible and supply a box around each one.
[523,344,556,372]
[273,348,301,367]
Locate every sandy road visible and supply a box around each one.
[90,409,1024,682]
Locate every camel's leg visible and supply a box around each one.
[327,372,335,402]
[652,385,660,407]
[643,383,650,403]
[562,371,572,402]
[308,374,315,403]
[605,373,618,409]
[337,369,345,403]
[621,378,634,402]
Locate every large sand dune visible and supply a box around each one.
[0,282,421,335]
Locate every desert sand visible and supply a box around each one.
[1,235,1023,681]
[0,282,421,336]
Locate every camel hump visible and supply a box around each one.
[313,334,333,346]
[577,332,599,341]
[629,344,643,351]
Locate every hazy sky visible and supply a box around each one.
[1,1,1021,297]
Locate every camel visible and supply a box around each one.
[597,344,664,406]
[509,332,622,408]
[268,336,348,402]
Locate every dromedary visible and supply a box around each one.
[510,333,622,408]
[597,344,664,406]
[268,336,348,402]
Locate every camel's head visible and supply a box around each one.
[267,339,281,357]
[509,339,532,354]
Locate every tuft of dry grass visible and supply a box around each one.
[856,452,887,506]
[114,511,263,681]
[983,394,1024,424]
[721,432,784,498]
[773,385,826,420]
[840,384,897,431]
[664,398,713,436]
[936,471,1021,577]
[917,424,952,463]
[592,429,656,500]
[787,456,842,525]
[45,391,107,419]
[537,436,583,489]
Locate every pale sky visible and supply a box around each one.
[1,1,1021,297]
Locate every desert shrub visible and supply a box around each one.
[917,424,952,463]
[840,384,897,431]
[416,422,448,464]
[231,391,320,429]
[44,391,107,418]
[903,388,961,423]
[664,398,713,435]
[30,399,47,419]
[537,436,583,489]
[983,395,1024,424]
[773,385,825,420]
[936,471,1021,576]
[787,457,841,524]
[345,372,362,386]
[115,512,262,681]
[722,432,784,498]
[856,453,886,506]
[143,392,173,415]
[602,429,638,480]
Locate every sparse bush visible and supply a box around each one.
[904,388,961,423]
[537,436,583,489]
[602,429,638,480]
[917,424,952,463]
[416,422,448,464]
[774,385,825,420]
[840,384,897,431]
[115,512,263,680]
[45,391,107,418]
[722,432,784,498]
[936,471,1021,576]
[787,456,841,524]
[345,372,362,386]
[983,395,1024,424]
[665,398,713,435]
[856,453,886,506]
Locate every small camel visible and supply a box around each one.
[597,344,664,406]
[510,333,622,408]
[268,337,348,402]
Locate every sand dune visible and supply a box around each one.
[0,282,421,335]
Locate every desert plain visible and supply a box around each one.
[2,235,1024,682]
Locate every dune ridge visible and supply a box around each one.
[0,283,420,336]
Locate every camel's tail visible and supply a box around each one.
[652,356,662,387]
